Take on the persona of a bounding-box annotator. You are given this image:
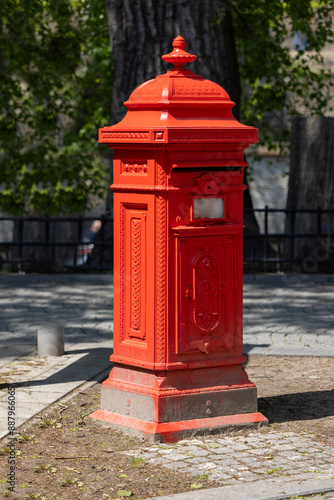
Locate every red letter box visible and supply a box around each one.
[91,36,267,441]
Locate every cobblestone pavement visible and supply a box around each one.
[0,274,334,498]
[243,274,334,357]
[132,429,334,483]
[0,273,333,436]
[135,429,334,499]
[0,274,333,436]
[0,273,333,363]
[0,274,113,364]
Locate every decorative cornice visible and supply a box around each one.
[100,127,258,145]
[111,184,178,193]
[100,130,150,142]
[169,129,258,142]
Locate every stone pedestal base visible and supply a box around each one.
[90,409,267,442]
[90,363,268,442]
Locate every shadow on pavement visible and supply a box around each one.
[244,343,270,354]
[0,347,112,390]
[258,390,334,423]
[0,326,113,363]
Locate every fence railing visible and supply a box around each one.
[0,207,333,273]
[0,215,113,273]
[244,206,334,273]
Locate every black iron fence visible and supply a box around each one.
[0,215,113,273]
[244,206,334,273]
[0,207,333,273]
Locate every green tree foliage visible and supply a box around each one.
[229,0,334,151]
[0,0,333,215]
[0,0,111,215]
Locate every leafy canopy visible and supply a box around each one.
[229,0,334,151]
[0,0,111,215]
[0,0,333,214]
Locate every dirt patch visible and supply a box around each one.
[0,355,333,499]
[245,355,334,445]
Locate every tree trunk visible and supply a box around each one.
[105,0,241,123]
[284,116,334,270]
[104,0,260,257]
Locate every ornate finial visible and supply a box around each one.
[162,36,196,71]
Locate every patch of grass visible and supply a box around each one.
[131,457,146,468]
[60,478,84,488]
[16,433,35,443]
[195,473,208,481]
[190,472,209,489]
[0,447,11,455]
[34,464,57,474]
[37,419,62,430]
[23,494,49,500]
[266,467,283,474]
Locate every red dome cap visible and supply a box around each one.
[99,36,258,146]
[125,36,232,109]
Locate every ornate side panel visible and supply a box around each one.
[112,193,156,368]
[177,234,235,354]
[121,203,147,344]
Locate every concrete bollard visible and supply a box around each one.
[38,323,64,356]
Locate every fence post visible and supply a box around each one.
[18,218,23,268]
[264,205,268,272]
[75,216,83,269]
[98,215,104,270]
[317,206,322,237]
[45,217,52,264]
[289,207,295,263]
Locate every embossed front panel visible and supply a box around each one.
[123,204,147,342]
[177,234,235,354]
[193,254,220,331]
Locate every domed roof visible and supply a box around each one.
[125,36,232,109]
[99,36,258,146]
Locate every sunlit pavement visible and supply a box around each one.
[0,273,333,436]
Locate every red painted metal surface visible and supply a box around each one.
[91,36,267,440]
[90,409,268,443]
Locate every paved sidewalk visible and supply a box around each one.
[0,275,114,438]
[0,273,334,439]
[243,274,334,356]
[137,430,334,499]
[0,273,333,499]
